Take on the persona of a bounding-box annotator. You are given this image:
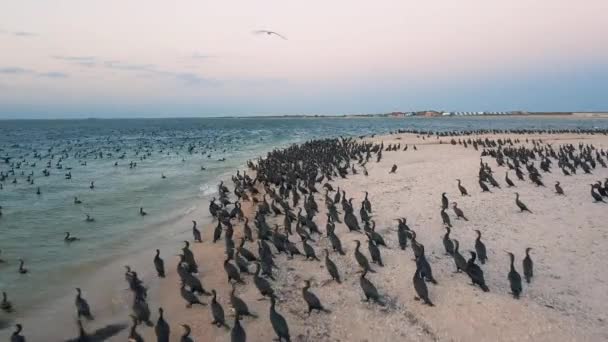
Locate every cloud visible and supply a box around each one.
[39,72,69,78]
[192,53,213,60]
[0,29,38,37]
[0,67,30,74]
[13,31,37,37]
[0,67,68,79]
[54,54,219,86]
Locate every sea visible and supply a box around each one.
[1,116,607,337]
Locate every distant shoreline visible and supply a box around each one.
[1,112,608,121]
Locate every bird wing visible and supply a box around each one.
[269,31,288,40]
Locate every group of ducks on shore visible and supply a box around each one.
[3,128,608,341]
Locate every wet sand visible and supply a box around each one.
[11,132,607,341]
[142,132,608,342]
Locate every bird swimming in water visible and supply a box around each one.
[74,197,82,204]
[85,214,95,222]
[75,288,94,320]
[64,232,80,243]
[139,207,147,216]
[523,248,533,283]
[506,252,522,299]
[2,291,13,313]
[18,259,27,274]
[514,193,532,213]
[89,181,95,190]
[11,324,25,342]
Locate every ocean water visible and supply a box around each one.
[1,116,608,331]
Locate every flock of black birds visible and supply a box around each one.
[2,127,608,341]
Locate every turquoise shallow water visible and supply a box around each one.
[1,116,608,330]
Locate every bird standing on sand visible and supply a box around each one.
[555,182,564,195]
[523,248,534,283]
[253,30,288,40]
[514,193,532,213]
[389,164,397,173]
[506,252,522,299]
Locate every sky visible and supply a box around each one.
[1,0,607,119]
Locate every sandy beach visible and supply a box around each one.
[110,131,607,342]
[5,130,608,341]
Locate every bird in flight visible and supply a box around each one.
[253,30,287,40]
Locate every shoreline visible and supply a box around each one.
[3,129,608,341]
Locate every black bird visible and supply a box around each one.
[523,248,534,283]
[354,240,374,273]
[180,324,193,342]
[452,202,468,220]
[11,324,25,342]
[75,288,94,320]
[224,256,245,284]
[139,207,147,216]
[302,280,330,314]
[269,297,291,342]
[442,227,455,255]
[230,284,257,318]
[302,240,320,261]
[554,182,564,195]
[18,259,28,274]
[253,263,275,299]
[479,180,491,192]
[389,164,397,173]
[155,307,170,342]
[253,30,288,40]
[2,291,13,313]
[505,172,515,187]
[192,220,202,243]
[367,237,383,267]
[440,208,452,227]
[474,230,487,264]
[412,266,434,306]
[64,232,80,243]
[457,179,469,196]
[590,184,605,202]
[359,269,384,305]
[465,252,489,292]
[506,252,522,299]
[180,282,206,308]
[441,192,449,210]
[515,192,532,213]
[231,315,246,342]
[154,249,165,278]
[324,249,341,283]
[452,240,467,273]
[210,290,229,328]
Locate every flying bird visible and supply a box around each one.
[253,30,287,40]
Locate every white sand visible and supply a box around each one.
[68,132,608,341]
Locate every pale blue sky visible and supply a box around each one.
[1,0,607,118]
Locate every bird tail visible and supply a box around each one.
[481,284,489,292]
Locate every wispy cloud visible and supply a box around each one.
[55,55,218,86]
[0,67,30,74]
[0,29,38,37]
[39,71,69,78]
[0,67,68,79]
